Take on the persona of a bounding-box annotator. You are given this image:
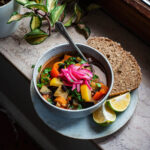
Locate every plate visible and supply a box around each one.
[30,81,138,140]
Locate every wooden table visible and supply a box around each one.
[0,8,150,150]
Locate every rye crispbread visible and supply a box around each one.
[87,37,142,97]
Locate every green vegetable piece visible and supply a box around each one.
[77,104,82,110]
[80,59,86,64]
[64,14,75,27]
[7,12,34,24]
[92,74,98,80]
[69,89,84,102]
[46,0,57,13]
[31,65,35,68]
[25,2,47,12]
[47,98,52,103]
[38,65,42,72]
[96,83,101,88]
[76,23,91,39]
[51,3,66,26]
[30,15,42,30]
[74,3,82,23]
[24,29,48,45]
[87,3,101,12]
[16,0,28,5]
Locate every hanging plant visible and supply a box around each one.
[7,0,100,45]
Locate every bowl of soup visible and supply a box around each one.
[33,43,114,118]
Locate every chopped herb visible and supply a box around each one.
[70,79,74,82]
[77,104,82,110]
[41,76,50,84]
[31,65,35,68]
[69,105,74,109]
[43,67,51,74]
[64,57,76,66]
[92,74,98,80]
[96,83,101,88]
[37,83,44,88]
[68,89,84,102]
[59,63,65,68]
[80,59,87,64]
[47,98,52,104]
[38,65,42,72]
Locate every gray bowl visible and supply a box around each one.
[33,43,114,118]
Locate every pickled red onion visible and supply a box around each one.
[59,64,93,92]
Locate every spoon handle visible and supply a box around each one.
[55,21,88,62]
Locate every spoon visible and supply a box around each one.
[55,21,88,62]
[55,21,94,72]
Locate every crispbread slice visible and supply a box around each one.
[87,37,126,71]
[87,37,142,97]
[110,51,142,96]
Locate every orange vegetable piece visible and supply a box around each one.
[43,94,50,100]
[93,83,108,100]
[63,55,72,61]
[55,96,67,107]
[75,63,81,66]
[51,61,62,78]
[67,96,72,101]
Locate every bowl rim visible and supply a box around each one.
[33,43,114,112]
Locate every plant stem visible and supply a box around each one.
[35,10,51,36]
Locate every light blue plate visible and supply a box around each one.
[30,81,138,140]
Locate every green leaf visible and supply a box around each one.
[25,2,47,12]
[46,0,57,13]
[74,3,82,23]
[7,12,22,24]
[34,0,43,3]
[24,29,48,45]
[47,98,52,103]
[31,65,35,68]
[43,67,51,74]
[50,3,66,26]
[76,23,91,39]
[87,3,101,11]
[64,14,75,27]
[16,0,28,5]
[77,104,82,110]
[38,65,42,72]
[7,12,34,24]
[59,10,66,22]
[30,15,42,30]
[92,74,98,80]
[37,83,44,88]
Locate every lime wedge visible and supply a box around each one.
[93,102,116,126]
[107,92,130,112]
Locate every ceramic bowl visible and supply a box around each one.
[33,43,114,118]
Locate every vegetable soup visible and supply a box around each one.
[37,53,108,110]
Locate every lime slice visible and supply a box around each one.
[93,102,116,126]
[107,92,130,112]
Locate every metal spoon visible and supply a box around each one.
[55,21,88,62]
